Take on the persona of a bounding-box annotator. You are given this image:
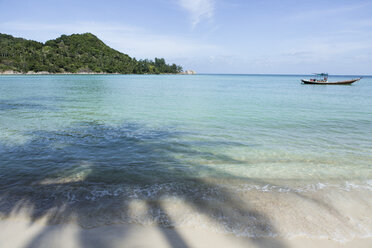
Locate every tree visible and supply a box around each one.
[0,33,183,74]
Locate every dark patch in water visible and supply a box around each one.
[0,96,66,111]
[0,101,46,111]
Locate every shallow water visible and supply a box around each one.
[0,74,371,240]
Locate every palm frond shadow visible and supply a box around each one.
[0,122,328,247]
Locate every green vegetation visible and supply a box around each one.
[0,33,183,74]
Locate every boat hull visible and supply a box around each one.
[301,78,361,85]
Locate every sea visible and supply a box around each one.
[0,74,371,241]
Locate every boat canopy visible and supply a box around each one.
[311,73,328,81]
[314,73,328,77]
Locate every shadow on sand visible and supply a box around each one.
[0,122,340,248]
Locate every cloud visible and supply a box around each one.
[178,0,215,27]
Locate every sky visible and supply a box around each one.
[1,0,372,74]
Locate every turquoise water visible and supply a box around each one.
[0,74,371,238]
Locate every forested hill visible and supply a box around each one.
[0,33,183,74]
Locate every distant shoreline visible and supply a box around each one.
[1,71,368,76]
[0,70,196,75]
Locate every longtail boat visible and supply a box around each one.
[301,73,361,85]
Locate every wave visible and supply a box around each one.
[1,179,371,242]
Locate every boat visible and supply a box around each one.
[301,73,361,85]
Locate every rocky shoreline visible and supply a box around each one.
[0,70,196,75]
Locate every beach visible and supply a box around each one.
[1,177,371,247]
[1,219,371,248]
[0,74,371,247]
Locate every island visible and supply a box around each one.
[0,33,185,74]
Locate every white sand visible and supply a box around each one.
[0,218,371,248]
[1,185,371,248]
